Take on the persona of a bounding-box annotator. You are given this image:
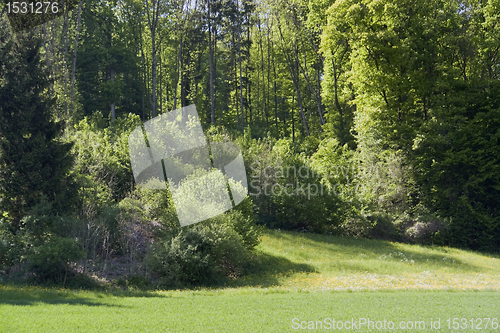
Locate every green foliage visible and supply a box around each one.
[225,198,261,250]
[246,136,347,233]
[27,236,85,285]
[319,0,500,251]
[119,179,180,233]
[413,108,500,251]
[69,113,141,209]
[147,220,253,287]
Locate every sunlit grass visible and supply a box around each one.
[1,286,500,332]
[228,229,500,291]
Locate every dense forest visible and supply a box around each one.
[0,0,499,287]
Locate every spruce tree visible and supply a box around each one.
[0,16,76,235]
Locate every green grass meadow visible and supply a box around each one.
[1,229,500,332]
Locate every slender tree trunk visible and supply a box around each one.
[248,72,252,124]
[247,13,251,125]
[50,19,56,63]
[316,58,323,118]
[181,56,187,108]
[140,24,146,121]
[213,25,218,119]
[159,44,163,114]
[282,95,286,137]
[173,0,188,113]
[256,32,259,123]
[274,80,278,127]
[49,20,63,120]
[237,0,244,129]
[208,0,215,123]
[70,0,83,117]
[271,26,278,128]
[276,16,309,136]
[173,36,182,111]
[42,23,51,68]
[146,0,160,118]
[181,51,190,120]
[290,62,309,136]
[151,28,157,117]
[220,77,228,126]
[292,95,295,141]
[267,21,272,127]
[331,51,343,122]
[234,32,240,125]
[258,20,267,124]
[42,22,55,105]
[165,80,169,112]
[110,68,116,120]
[62,0,69,117]
[292,41,324,128]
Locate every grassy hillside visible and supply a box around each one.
[228,229,500,291]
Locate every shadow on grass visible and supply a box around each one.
[263,230,497,273]
[223,251,316,288]
[0,285,168,306]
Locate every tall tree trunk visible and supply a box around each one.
[258,20,267,124]
[159,44,163,114]
[271,25,278,128]
[233,32,240,125]
[146,0,160,118]
[165,80,169,112]
[246,12,251,125]
[220,77,228,126]
[208,0,215,123]
[42,23,51,69]
[237,0,244,129]
[48,20,63,120]
[140,24,146,121]
[331,51,343,123]
[276,16,309,136]
[70,0,83,117]
[173,0,188,113]
[110,68,116,120]
[282,95,286,137]
[62,0,69,117]
[173,36,182,111]
[42,23,55,104]
[267,20,271,126]
[292,40,324,128]
[151,25,157,118]
[292,95,295,141]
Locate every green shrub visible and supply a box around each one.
[27,237,85,285]
[67,113,141,217]
[125,275,152,290]
[119,168,260,282]
[222,198,260,250]
[147,220,251,288]
[247,137,348,233]
[413,108,500,252]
